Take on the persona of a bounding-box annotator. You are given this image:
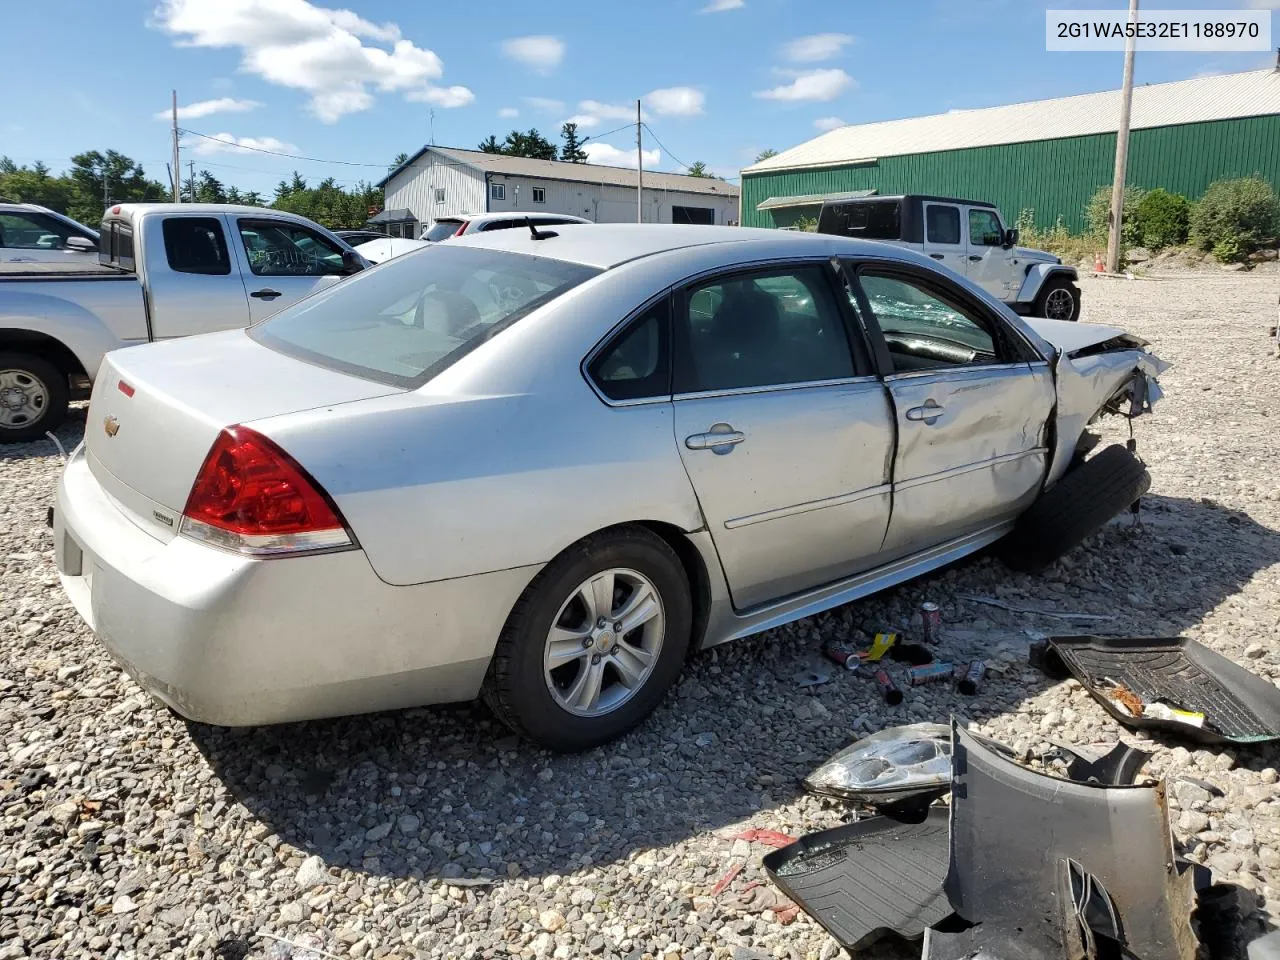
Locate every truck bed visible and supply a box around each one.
[0,261,131,280]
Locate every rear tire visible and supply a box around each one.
[0,352,68,444]
[482,526,692,752]
[1035,276,1081,322]
[1001,444,1150,572]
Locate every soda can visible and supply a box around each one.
[957,660,987,696]
[855,664,903,705]
[906,661,955,687]
[823,641,861,671]
[920,602,942,644]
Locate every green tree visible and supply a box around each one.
[755,149,778,163]
[66,150,167,224]
[478,135,503,154]
[1085,184,1147,246]
[502,129,557,160]
[0,159,74,212]
[390,151,409,171]
[685,161,710,178]
[1133,188,1190,250]
[1190,176,1280,261]
[560,122,588,163]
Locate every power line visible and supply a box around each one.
[640,123,739,182]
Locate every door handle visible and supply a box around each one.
[685,429,745,452]
[929,253,945,260]
[250,288,282,300]
[905,400,945,425]
[968,255,983,262]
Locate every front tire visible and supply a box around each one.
[0,353,69,444]
[1035,276,1081,322]
[483,526,692,752]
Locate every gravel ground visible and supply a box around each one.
[2,272,1278,960]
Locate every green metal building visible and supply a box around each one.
[741,68,1280,231]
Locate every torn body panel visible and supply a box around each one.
[946,723,1197,960]
[1022,318,1170,488]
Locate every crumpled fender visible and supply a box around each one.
[1014,262,1079,305]
[1046,344,1171,488]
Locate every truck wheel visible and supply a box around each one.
[0,353,69,444]
[1000,444,1150,572]
[1035,277,1081,322]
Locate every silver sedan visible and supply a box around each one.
[53,225,1166,751]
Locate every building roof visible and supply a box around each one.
[744,68,1280,175]
[756,189,876,211]
[381,145,739,197]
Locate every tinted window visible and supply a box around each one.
[925,205,961,245]
[252,245,599,388]
[163,217,231,275]
[588,300,670,401]
[0,211,75,249]
[818,201,900,240]
[860,272,996,371]
[969,209,1002,247]
[676,267,854,393]
[237,219,344,276]
[423,219,463,241]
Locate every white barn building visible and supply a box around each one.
[376,146,740,237]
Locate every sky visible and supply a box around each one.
[2,0,1277,198]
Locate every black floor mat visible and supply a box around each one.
[1048,636,1280,745]
[762,808,951,950]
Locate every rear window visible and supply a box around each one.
[423,219,463,241]
[250,245,599,388]
[818,201,900,240]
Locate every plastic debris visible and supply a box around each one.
[710,860,744,896]
[863,632,898,661]
[726,828,796,849]
[804,723,952,804]
[794,665,832,688]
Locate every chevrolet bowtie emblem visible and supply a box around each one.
[103,415,120,437]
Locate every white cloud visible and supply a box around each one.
[154,97,262,121]
[579,99,641,121]
[701,0,744,11]
[406,84,475,108]
[754,68,854,102]
[644,86,704,116]
[783,33,853,62]
[525,96,566,113]
[814,115,847,131]
[498,106,520,119]
[501,35,565,73]
[584,142,661,168]
[565,113,600,129]
[192,132,298,156]
[151,0,470,122]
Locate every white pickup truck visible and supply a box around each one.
[0,203,367,442]
[817,194,1081,322]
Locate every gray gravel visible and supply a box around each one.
[2,272,1278,959]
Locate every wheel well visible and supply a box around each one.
[0,330,87,382]
[630,520,713,655]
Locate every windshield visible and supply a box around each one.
[250,245,600,388]
[423,219,464,241]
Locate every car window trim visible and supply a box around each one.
[235,216,346,277]
[847,260,1042,374]
[581,288,676,408]
[967,207,1003,248]
[671,259,868,397]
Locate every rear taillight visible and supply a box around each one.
[179,426,354,557]
[453,221,468,237]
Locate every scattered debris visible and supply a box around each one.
[763,809,952,950]
[258,931,342,960]
[906,662,956,687]
[960,594,1116,621]
[710,860,744,897]
[725,828,796,849]
[1047,636,1280,744]
[793,664,832,688]
[954,661,986,696]
[919,601,942,643]
[803,724,953,805]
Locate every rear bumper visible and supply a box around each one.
[54,448,541,726]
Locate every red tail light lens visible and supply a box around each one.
[179,426,354,557]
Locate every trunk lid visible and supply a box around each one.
[86,330,401,539]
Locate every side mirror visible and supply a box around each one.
[65,236,97,252]
[1003,228,1020,249]
[340,249,365,274]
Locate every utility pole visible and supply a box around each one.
[171,90,180,203]
[1106,0,1139,273]
[188,160,196,203]
[636,99,644,224]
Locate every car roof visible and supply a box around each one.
[443,212,594,225]
[447,222,900,270]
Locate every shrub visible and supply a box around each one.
[1085,184,1147,245]
[1014,209,1098,265]
[1134,188,1190,249]
[1189,176,1279,261]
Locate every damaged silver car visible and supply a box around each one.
[53,225,1166,750]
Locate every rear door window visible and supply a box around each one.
[162,217,231,275]
[818,201,900,240]
[587,300,670,401]
[925,205,961,245]
[423,219,463,241]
